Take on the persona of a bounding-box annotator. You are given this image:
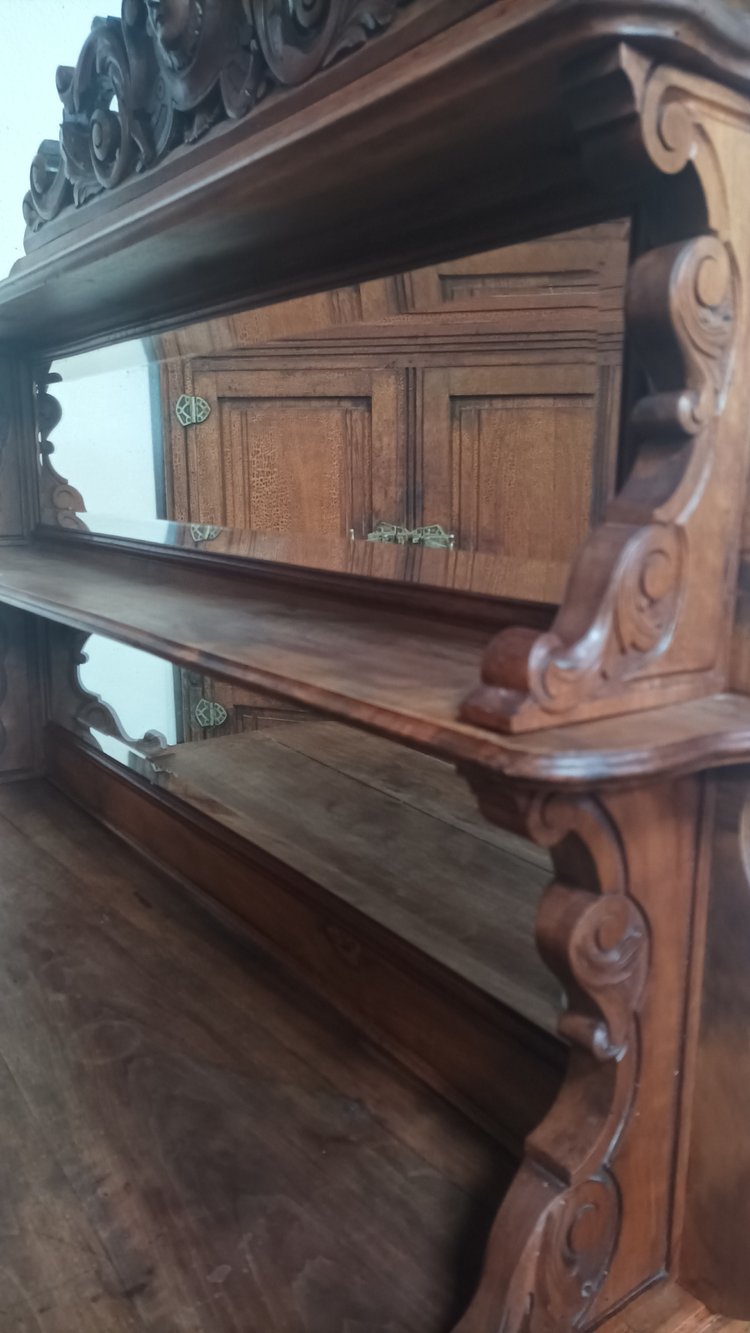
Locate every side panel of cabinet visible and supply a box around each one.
[173,366,407,539]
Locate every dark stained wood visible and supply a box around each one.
[678,768,750,1317]
[8,543,750,783]
[119,721,560,1028]
[0,607,44,782]
[5,2,750,355]
[0,775,511,1332]
[462,50,750,733]
[3,1,750,1328]
[45,721,563,1153]
[457,776,707,1329]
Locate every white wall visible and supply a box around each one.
[1,0,99,276]
[52,340,159,520]
[79,637,179,761]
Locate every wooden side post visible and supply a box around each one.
[454,772,711,1332]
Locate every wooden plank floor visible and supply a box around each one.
[0,779,511,1332]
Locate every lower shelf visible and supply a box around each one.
[47,721,565,1150]
[153,719,560,1032]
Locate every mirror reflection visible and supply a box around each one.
[47,220,630,599]
[68,633,559,1033]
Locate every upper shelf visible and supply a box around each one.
[2,537,750,785]
[4,0,750,355]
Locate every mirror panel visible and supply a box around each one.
[44,219,631,600]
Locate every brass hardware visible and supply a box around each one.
[193,698,228,729]
[190,523,221,543]
[415,524,456,549]
[175,393,211,426]
[367,522,454,550]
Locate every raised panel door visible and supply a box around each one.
[419,364,602,596]
[172,366,407,540]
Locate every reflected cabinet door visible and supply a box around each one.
[419,363,611,572]
[169,366,408,538]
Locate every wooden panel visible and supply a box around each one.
[405,222,630,312]
[175,367,406,539]
[420,365,598,583]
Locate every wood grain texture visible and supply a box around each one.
[678,768,750,1318]
[463,48,750,732]
[0,776,511,1332]
[5,2,750,354]
[45,721,564,1154]
[7,542,750,783]
[456,777,705,1330]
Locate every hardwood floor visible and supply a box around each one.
[0,779,510,1332]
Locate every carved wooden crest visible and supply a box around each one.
[24,0,409,238]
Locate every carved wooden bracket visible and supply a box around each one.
[34,365,88,530]
[463,46,750,732]
[46,623,166,757]
[455,773,703,1332]
[24,0,410,240]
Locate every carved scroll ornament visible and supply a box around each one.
[456,783,650,1333]
[34,367,87,530]
[24,0,409,237]
[463,50,750,733]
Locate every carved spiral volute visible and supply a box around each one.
[23,0,406,235]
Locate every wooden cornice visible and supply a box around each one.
[2,0,750,355]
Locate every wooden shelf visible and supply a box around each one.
[146,721,559,1033]
[3,539,750,782]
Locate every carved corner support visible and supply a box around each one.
[34,366,88,530]
[46,622,166,757]
[462,49,750,733]
[454,775,703,1333]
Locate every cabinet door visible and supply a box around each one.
[173,366,407,539]
[419,363,604,586]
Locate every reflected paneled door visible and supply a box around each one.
[419,364,602,565]
[172,367,407,538]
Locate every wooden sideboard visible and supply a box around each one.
[4,2,750,1330]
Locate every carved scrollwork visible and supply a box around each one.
[23,0,409,237]
[456,785,648,1333]
[34,366,87,530]
[463,167,740,741]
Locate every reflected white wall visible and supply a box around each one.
[1,1,98,276]
[52,341,160,519]
[79,637,179,761]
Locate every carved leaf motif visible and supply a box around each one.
[23,0,409,237]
